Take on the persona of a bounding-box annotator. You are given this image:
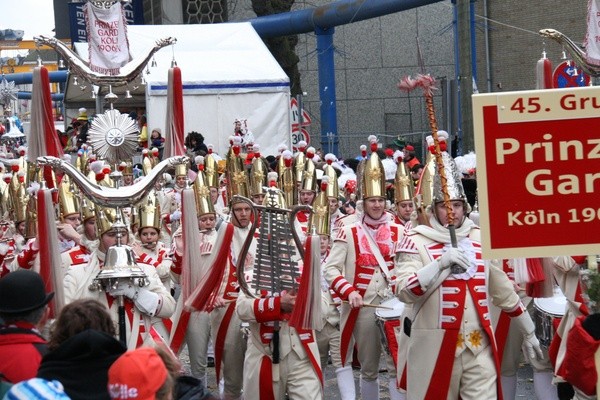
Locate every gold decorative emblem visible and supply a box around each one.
[197,185,210,197]
[397,176,411,188]
[368,166,382,181]
[314,204,328,218]
[456,333,465,349]
[468,330,483,348]
[232,171,246,185]
[253,170,265,182]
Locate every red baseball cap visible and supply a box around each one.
[108,347,168,400]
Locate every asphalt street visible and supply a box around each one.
[182,348,536,399]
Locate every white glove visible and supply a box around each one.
[0,242,9,256]
[108,281,138,300]
[438,247,470,271]
[514,312,544,360]
[170,210,182,222]
[108,282,160,316]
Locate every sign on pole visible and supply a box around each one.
[473,86,600,258]
[290,97,311,149]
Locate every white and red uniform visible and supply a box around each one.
[135,242,172,292]
[63,249,176,350]
[208,223,256,399]
[60,236,98,272]
[324,213,403,397]
[395,218,525,400]
[548,256,591,398]
[236,288,323,400]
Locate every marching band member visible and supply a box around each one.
[322,155,344,238]
[186,147,254,400]
[170,156,218,381]
[236,181,322,400]
[392,161,415,230]
[159,163,186,248]
[491,258,561,400]
[324,144,405,400]
[313,176,355,400]
[394,147,542,399]
[132,192,172,293]
[60,198,98,272]
[63,207,176,350]
[549,255,591,399]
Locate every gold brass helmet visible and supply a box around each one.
[249,156,268,197]
[277,150,295,208]
[95,206,118,238]
[10,175,28,224]
[361,150,386,199]
[193,164,215,217]
[80,197,95,222]
[394,160,414,204]
[59,175,80,221]
[300,158,317,193]
[417,154,435,208]
[142,149,153,176]
[175,162,187,178]
[308,176,331,236]
[137,191,161,231]
[262,172,287,210]
[293,150,306,187]
[204,152,219,188]
[322,164,339,200]
[226,144,249,199]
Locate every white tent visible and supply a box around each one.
[75,23,292,156]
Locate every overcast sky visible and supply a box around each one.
[1,1,55,40]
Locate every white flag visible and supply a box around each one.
[84,2,131,75]
[584,0,600,66]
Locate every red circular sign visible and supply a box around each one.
[553,61,590,88]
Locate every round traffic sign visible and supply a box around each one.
[553,61,590,88]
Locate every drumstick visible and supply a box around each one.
[332,301,395,310]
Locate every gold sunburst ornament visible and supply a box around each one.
[87,109,139,165]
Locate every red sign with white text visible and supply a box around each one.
[473,86,600,258]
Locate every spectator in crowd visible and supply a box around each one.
[0,270,53,384]
[185,131,209,156]
[137,115,148,149]
[75,108,90,150]
[107,347,173,400]
[403,144,420,170]
[151,128,165,159]
[3,378,71,400]
[37,299,127,400]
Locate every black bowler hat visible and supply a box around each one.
[0,270,54,313]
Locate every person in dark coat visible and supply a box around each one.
[37,299,126,400]
[0,270,53,384]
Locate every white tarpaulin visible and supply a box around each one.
[76,23,291,155]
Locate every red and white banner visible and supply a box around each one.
[84,2,131,75]
[473,86,600,259]
[584,0,600,66]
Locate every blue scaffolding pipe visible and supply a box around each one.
[249,0,445,155]
[2,70,68,85]
[17,92,64,101]
[250,0,446,38]
[316,27,338,155]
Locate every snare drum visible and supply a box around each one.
[533,291,566,347]
[375,297,405,367]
